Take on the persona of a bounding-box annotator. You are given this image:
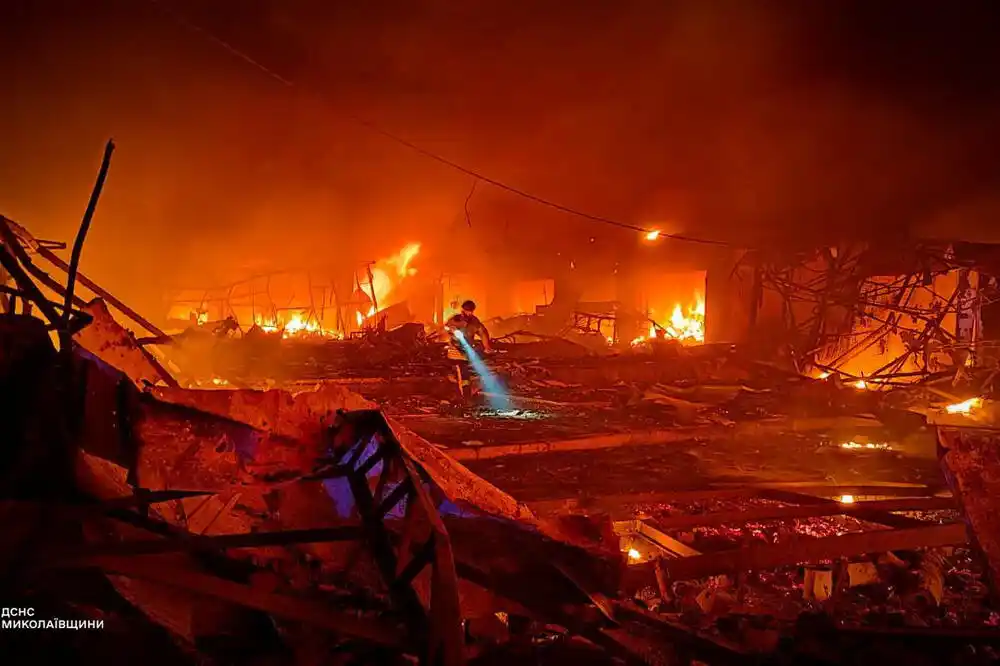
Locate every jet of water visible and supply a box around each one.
[452,330,511,410]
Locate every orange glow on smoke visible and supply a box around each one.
[631,295,705,346]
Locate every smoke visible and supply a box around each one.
[1,1,999,319]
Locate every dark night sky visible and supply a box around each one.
[2,0,1000,310]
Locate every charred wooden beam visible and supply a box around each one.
[134,334,175,346]
[34,245,168,338]
[0,285,89,321]
[662,522,967,581]
[74,299,179,387]
[937,427,1000,603]
[0,242,62,327]
[0,490,212,521]
[63,139,115,345]
[648,496,956,531]
[67,555,406,647]
[757,488,937,530]
[613,601,749,665]
[44,525,367,561]
[0,219,87,308]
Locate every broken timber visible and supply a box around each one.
[1,214,168,339]
[661,522,967,581]
[649,496,956,531]
[528,483,944,517]
[445,416,897,460]
[937,426,1000,603]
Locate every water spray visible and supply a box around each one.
[450,328,511,411]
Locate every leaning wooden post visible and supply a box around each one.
[62,139,115,348]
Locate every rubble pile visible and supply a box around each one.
[4,203,1000,665]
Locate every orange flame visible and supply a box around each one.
[631,295,705,346]
[362,242,421,321]
[254,311,342,340]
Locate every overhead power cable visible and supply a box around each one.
[147,0,732,246]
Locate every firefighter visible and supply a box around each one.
[445,300,493,353]
[444,300,492,399]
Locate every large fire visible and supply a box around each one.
[356,242,421,326]
[252,311,341,340]
[245,242,422,339]
[631,296,706,346]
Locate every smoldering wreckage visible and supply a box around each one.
[4,159,1000,665]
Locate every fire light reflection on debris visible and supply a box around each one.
[945,397,983,415]
[476,408,546,420]
[839,440,892,451]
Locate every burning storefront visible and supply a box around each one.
[161,232,717,355]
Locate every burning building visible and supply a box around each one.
[161,231,719,354]
[163,242,425,339]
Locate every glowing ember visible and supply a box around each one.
[840,440,891,451]
[838,495,855,504]
[945,397,983,415]
[853,379,868,389]
[644,230,661,241]
[817,371,831,379]
[631,296,705,346]
[627,548,641,561]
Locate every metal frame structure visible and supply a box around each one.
[737,241,1000,383]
